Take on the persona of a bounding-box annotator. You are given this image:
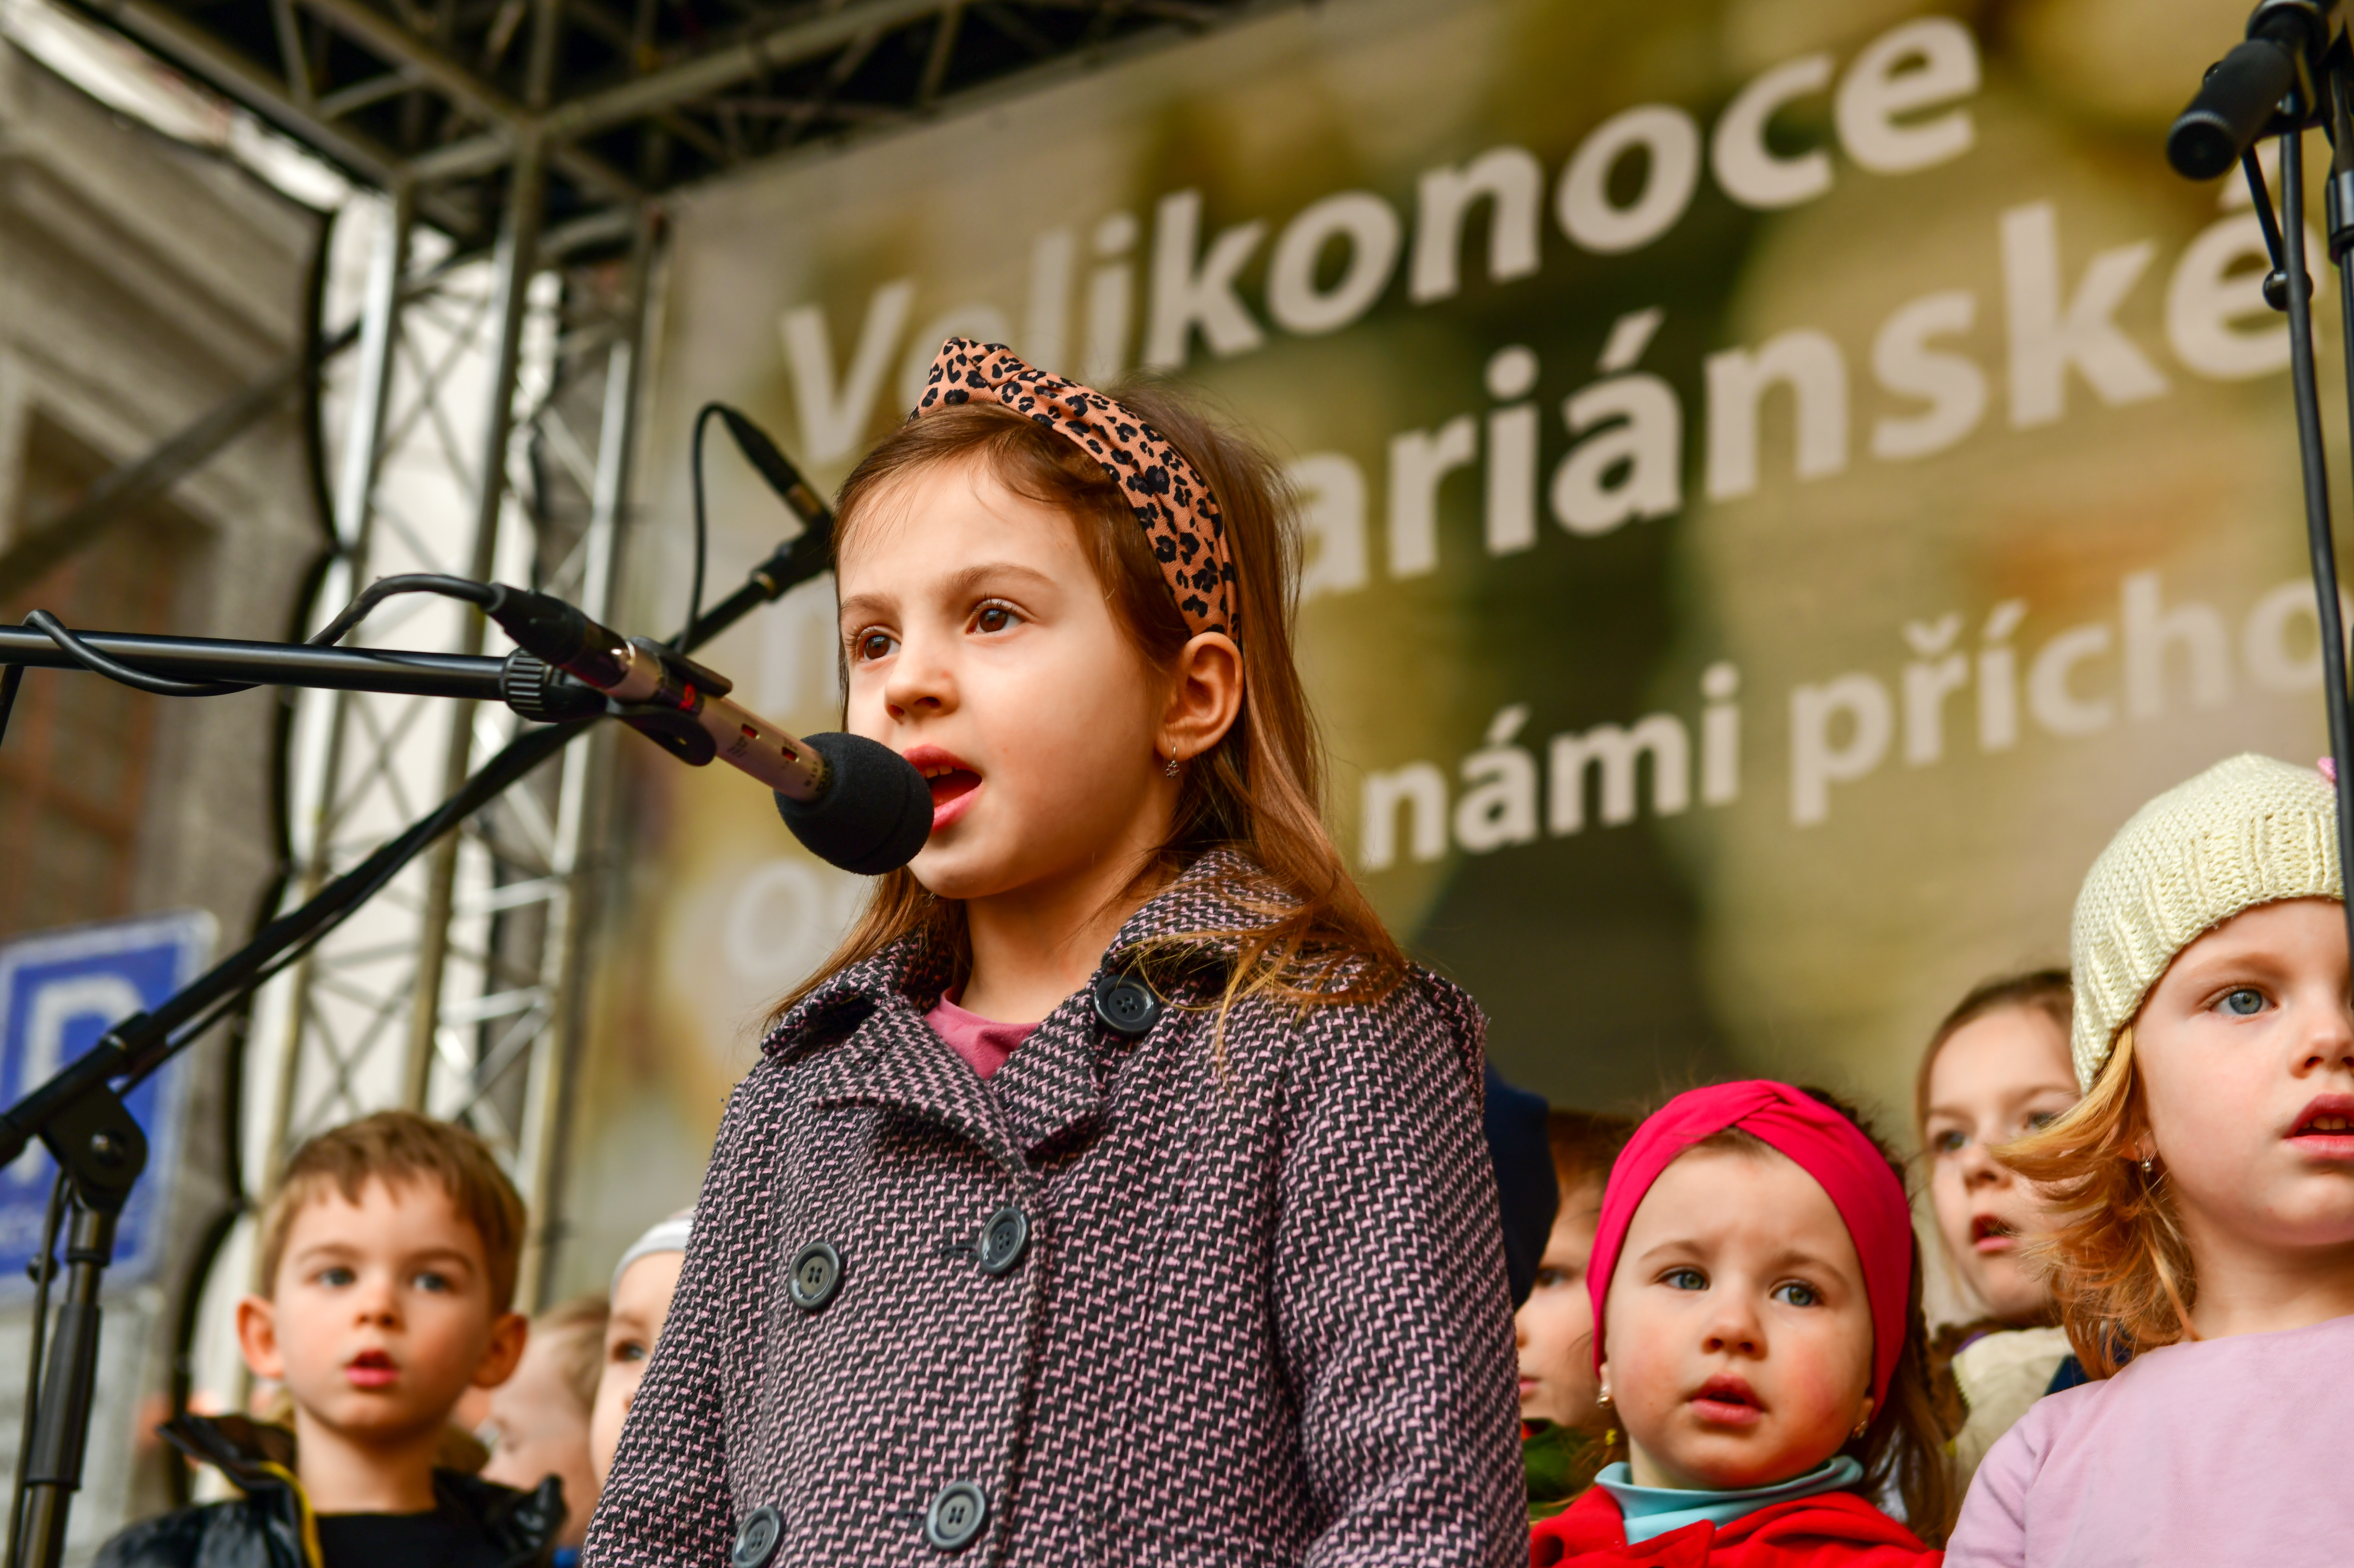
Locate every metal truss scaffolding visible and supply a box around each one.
[244,187,653,1310]
[63,0,1266,241]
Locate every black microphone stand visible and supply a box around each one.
[0,516,830,1568]
[2170,1,2354,965]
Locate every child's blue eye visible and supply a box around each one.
[1663,1267,1707,1292]
[1771,1281,1821,1308]
[2222,988,2266,1017]
[318,1266,355,1288]
[413,1271,451,1294]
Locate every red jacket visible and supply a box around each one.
[1530,1486,1941,1568]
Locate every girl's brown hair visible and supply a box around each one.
[1547,1108,1635,1200]
[1576,1089,1957,1545]
[1996,1029,2193,1377]
[772,380,1406,1023]
[1911,969,2072,1146]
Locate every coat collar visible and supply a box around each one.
[157,1415,565,1567]
[773,851,1283,1160]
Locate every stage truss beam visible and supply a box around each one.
[60,0,1277,244]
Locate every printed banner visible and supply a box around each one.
[557,0,2335,1279]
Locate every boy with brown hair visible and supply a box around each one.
[98,1110,564,1568]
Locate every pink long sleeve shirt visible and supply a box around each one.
[1946,1311,2354,1568]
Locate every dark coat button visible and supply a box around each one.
[1092,971,1161,1036]
[787,1240,842,1310]
[976,1206,1029,1275]
[923,1481,989,1551]
[732,1505,783,1568]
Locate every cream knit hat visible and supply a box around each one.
[2070,753,2342,1090]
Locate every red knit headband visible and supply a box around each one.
[910,338,1236,639]
[1588,1081,1915,1411]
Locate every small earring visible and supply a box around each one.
[1595,1387,1612,1410]
[1851,1414,1870,1440]
[2141,1154,2155,1178]
[1163,752,1181,779]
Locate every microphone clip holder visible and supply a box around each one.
[606,698,717,767]
[590,638,739,768]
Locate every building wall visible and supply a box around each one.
[0,38,319,1547]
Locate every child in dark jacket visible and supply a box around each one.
[1531,1083,1950,1567]
[586,341,1522,1566]
[97,1112,560,1568]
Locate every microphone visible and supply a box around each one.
[715,405,832,531]
[482,586,931,875]
[2168,0,2343,179]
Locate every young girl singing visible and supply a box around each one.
[586,341,1523,1565]
[1946,753,2354,1568]
[1530,1082,1951,1566]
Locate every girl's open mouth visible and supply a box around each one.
[904,746,982,831]
[2289,1096,2354,1156]
[344,1349,398,1389]
[1688,1375,1763,1426]
[925,768,980,828]
[1971,1214,2018,1253]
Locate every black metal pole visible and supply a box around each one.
[0,628,511,698]
[2275,109,2354,964]
[13,1206,120,1568]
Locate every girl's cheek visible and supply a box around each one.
[1780,1324,1873,1414]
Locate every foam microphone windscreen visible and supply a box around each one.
[774,731,933,875]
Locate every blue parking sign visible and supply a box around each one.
[0,912,216,1296]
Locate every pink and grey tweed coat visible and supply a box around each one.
[585,855,1524,1567]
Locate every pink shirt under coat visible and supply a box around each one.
[1946,1311,2354,1568]
[924,993,1039,1080]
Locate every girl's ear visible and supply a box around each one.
[1162,631,1243,763]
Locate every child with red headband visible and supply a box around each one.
[1530,1082,1952,1566]
[586,342,1521,1566]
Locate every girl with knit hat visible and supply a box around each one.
[1529,1082,1951,1566]
[1946,753,2354,1568]
[587,342,1519,1566]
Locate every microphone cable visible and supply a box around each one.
[4,397,786,713]
[307,399,742,652]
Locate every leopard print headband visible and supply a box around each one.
[911,338,1236,640]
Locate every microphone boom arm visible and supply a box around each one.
[0,519,829,1568]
